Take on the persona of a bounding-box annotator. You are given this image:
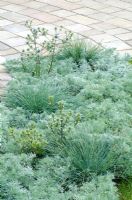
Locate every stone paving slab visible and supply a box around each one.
[0,0,132,93]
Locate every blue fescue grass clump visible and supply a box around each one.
[0,26,132,199]
[5,80,61,113]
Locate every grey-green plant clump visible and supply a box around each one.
[1,21,132,199]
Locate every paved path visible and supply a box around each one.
[0,0,132,94]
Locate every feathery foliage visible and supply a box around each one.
[1,22,132,199]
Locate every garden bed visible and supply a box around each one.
[0,22,132,199]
